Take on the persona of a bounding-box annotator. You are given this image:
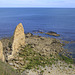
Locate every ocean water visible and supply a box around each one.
[0,8,75,58]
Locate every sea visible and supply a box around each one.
[0,8,75,58]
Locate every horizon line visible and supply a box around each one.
[0,7,75,8]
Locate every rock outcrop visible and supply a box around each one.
[46,31,60,37]
[0,41,4,62]
[12,23,25,56]
[26,35,64,56]
[26,33,33,38]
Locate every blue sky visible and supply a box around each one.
[0,0,75,8]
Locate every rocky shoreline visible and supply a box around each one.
[33,30,60,37]
[0,32,64,61]
[0,33,75,75]
[0,23,75,75]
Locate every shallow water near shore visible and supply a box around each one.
[0,8,75,58]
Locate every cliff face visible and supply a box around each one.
[0,41,4,62]
[12,23,25,56]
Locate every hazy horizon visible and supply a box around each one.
[0,0,75,8]
[0,7,75,8]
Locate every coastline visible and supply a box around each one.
[0,32,75,75]
[0,8,75,75]
[1,31,75,58]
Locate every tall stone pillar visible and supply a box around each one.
[12,23,25,55]
[8,23,25,60]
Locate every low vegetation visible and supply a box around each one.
[19,45,57,70]
[58,54,74,64]
[0,60,20,75]
[18,44,74,71]
[0,44,74,75]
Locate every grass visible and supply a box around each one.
[58,54,74,64]
[19,45,57,70]
[40,70,44,73]
[69,65,72,68]
[18,44,74,73]
[0,60,20,75]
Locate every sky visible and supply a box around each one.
[0,0,75,8]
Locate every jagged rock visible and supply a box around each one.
[14,63,19,68]
[15,61,20,64]
[0,41,5,62]
[9,63,14,66]
[26,33,33,38]
[8,23,25,60]
[20,61,24,65]
[46,31,60,37]
[12,23,25,55]
[19,57,23,60]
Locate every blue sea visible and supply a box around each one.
[0,8,75,58]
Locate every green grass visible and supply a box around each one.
[69,65,72,68]
[18,44,74,72]
[58,55,74,64]
[19,45,58,70]
[0,60,20,75]
[40,70,44,73]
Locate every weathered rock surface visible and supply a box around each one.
[12,23,25,56]
[0,24,32,61]
[22,63,75,75]
[26,33,33,38]
[46,31,60,37]
[0,41,4,62]
[26,35,63,56]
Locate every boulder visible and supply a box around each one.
[26,33,33,38]
[0,41,5,62]
[12,23,25,56]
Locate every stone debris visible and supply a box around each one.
[21,63,75,75]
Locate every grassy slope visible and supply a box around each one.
[0,60,20,75]
[19,45,74,71]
